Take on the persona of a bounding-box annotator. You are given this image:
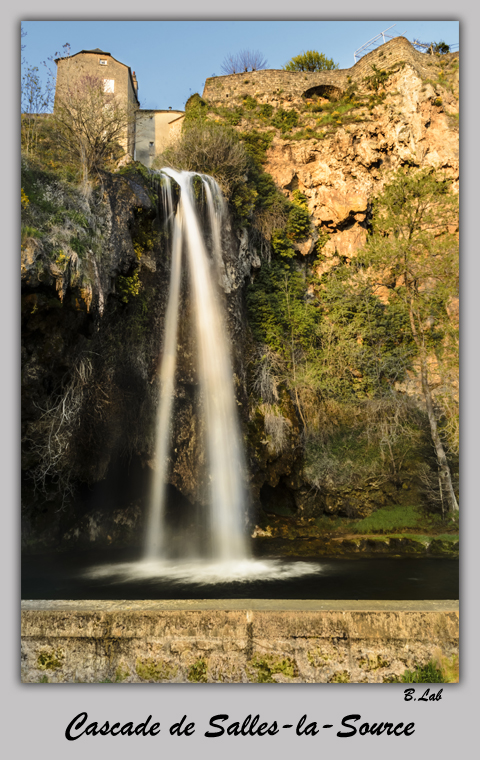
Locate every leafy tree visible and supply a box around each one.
[359,168,459,513]
[247,260,319,427]
[432,41,450,54]
[283,50,339,72]
[313,263,414,401]
[221,49,268,75]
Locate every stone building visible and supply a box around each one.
[135,109,185,167]
[54,48,185,166]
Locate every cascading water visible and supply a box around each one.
[145,168,247,562]
[144,175,183,559]
[86,168,320,585]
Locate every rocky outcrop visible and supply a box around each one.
[264,64,458,269]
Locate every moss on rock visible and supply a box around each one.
[247,654,299,682]
[135,657,177,682]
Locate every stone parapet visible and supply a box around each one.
[21,599,459,683]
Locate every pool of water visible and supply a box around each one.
[22,548,459,600]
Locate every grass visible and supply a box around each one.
[310,505,458,540]
[350,505,458,535]
[351,504,423,534]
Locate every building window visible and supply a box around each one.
[99,59,108,65]
[103,79,114,93]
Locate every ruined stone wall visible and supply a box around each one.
[21,600,459,684]
[203,37,459,106]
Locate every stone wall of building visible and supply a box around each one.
[21,599,459,683]
[135,111,185,167]
[55,51,139,157]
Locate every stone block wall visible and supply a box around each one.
[21,600,459,684]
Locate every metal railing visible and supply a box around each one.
[353,25,407,63]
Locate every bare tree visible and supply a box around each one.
[52,73,136,190]
[21,65,55,155]
[154,120,248,198]
[221,49,268,75]
[21,41,71,157]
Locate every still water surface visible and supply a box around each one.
[22,549,459,600]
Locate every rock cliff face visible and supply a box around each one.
[264,64,458,265]
[21,166,260,549]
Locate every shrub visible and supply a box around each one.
[242,94,258,110]
[283,50,339,72]
[187,659,208,682]
[183,93,209,126]
[259,103,274,119]
[271,108,299,133]
[401,661,446,683]
[155,121,248,199]
[364,64,392,92]
[286,204,310,240]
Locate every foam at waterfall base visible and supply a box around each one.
[84,558,323,585]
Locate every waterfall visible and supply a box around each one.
[87,168,320,585]
[144,176,182,558]
[145,169,248,562]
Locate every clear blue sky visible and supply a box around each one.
[22,20,459,112]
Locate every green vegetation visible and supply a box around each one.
[117,270,142,304]
[283,50,339,72]
[245,167,458,512]
[135,657,177,682]
[350,505,439,534]
[271,108,299,133]
[309,503,458,543]
[114,665,130,682]
[187,658,208,683]
[329,670,350,683]
[401,661,446,683]
[385,652,457,683]
[359,168,459,513]
[431,41,450,54]
[248,655,298,682]
[36,649,64,671]
[364,64,395,92]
